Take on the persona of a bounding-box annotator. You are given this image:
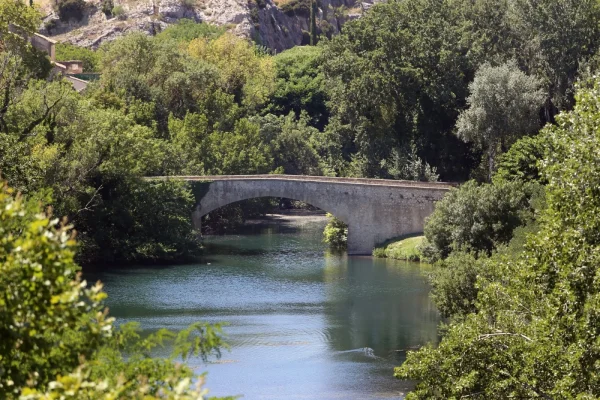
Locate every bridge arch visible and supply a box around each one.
[193,180,353,225]
[183,175,453,255]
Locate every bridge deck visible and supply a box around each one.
[147,175,455,190]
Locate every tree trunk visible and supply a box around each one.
[488,144,496,182]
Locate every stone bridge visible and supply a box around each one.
[154,175,453,255]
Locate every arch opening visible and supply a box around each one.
[196,196,348,236]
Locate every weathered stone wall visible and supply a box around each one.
[30,33,56,61]
[182,175,451,255]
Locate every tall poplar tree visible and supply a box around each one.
[309,0,318,45]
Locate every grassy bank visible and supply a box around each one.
[372,235,425,261]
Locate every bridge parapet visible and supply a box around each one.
[148,174,456,189]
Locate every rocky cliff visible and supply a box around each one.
[40,0,383,51]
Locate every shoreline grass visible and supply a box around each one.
[372,235,425,261]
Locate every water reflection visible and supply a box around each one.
[84,215,439,399]
[322,254,438,361]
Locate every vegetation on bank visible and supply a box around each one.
[372,236,424,262]
[397,76,600,399]
[0,182,230,399]
[322,213,347,249]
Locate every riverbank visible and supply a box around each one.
[373,236,425,262]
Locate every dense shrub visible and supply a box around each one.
[57,0,86,22]
[77,179,202,265]
[101,0,113,16]
[111,4,126,19]
[396,74,600,400]
[323,213,347,249]
[428,252,492,319]
[267,46,328,130]
[422,180,541,261]
[0,183,227,398]
[279,0,310,17]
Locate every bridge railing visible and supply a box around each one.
[145,174,456,190]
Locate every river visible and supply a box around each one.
[85,213,439,399]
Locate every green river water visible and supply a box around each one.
[85,214,439,399]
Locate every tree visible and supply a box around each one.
[321,0,472,179]
[268,45,328,130]
[0,183,228,398]
[421,180,540,262]
[456,61,545,180]
[188,33,275,111]
[509,0,600,115]
[77,178,202,265]
[309,0,318,45]
[0,1,51,78]
[494,132,550,184]
[0,0,39,47]
[0,184,112,397]
[253,112,324,175]
[396,76,600,400]
[428,251,483,318]
[155,18,225,44]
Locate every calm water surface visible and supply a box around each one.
[86,215,439,399]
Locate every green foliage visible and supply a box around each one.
[321,0,472,179]
[396,75,600,400]
[0,3,51,79]
[0,0,39,38]
[253,112,324,175]
[0,46,203,265]
[279,0,311,17]
[77,179,202,265]
[381,146,439,182]
[0,184,228,398]
[422,180,540,262]
[510,0,600,112]
[323,213,347,249]
[170,114,273,175]
[57,0,86,22]
[155,19,225,44]
[494,132,550,184]
[372,236,424,262]
[456,61,545,180]
[269,45,328,129]
[428,251,483,318]
[0,183,112,397]
[111,4,125,19]
[55,42,100,72]
[187,32,276,111]
[319,0,600,180]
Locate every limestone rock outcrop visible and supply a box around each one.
[40,0,384,51]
